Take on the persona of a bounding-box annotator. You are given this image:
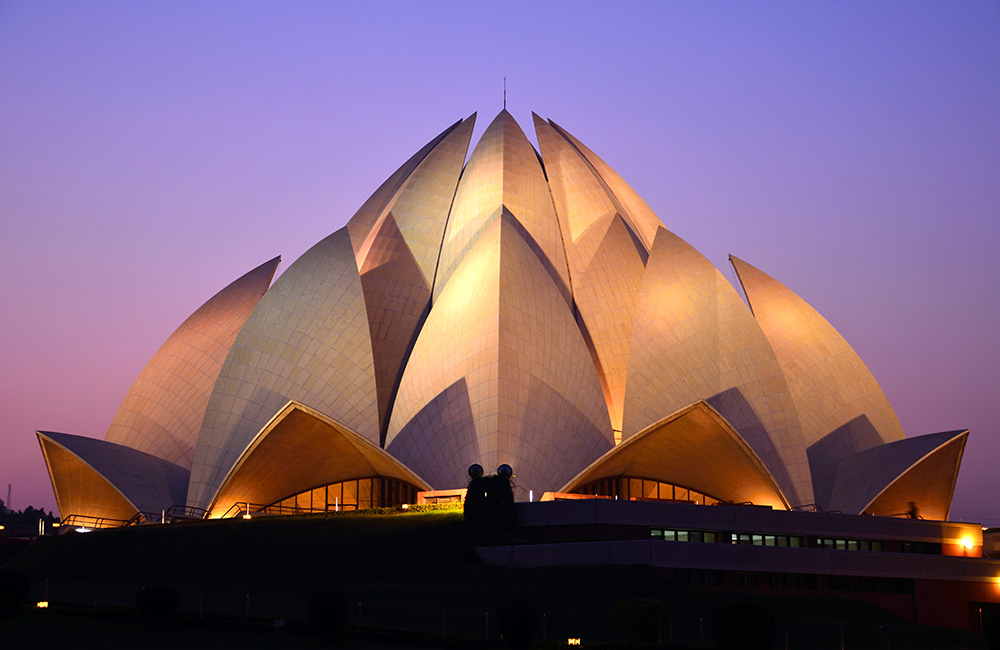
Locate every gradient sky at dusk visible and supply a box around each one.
[2,2,998,521]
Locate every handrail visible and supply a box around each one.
[166,504,208,519]
[218,500,361,519]
[59,514,131,530]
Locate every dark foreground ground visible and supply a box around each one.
[0,508,989,649]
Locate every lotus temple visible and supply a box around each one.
[37,109,969,524]
[38,109,1000,631]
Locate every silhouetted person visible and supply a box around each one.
[908,501,919,519]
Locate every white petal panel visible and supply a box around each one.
[534,115,646,438]
[105,257,279,468]
[624,228,813,507]
[358,117,475,440]
[346,119,464,262]
[730,255,906,457]
[388,214,611,496]
[39,430,188,521]
[546,118,663,254]
[187,227,378,511]
[561,401,788,509]
[434,110,570,304]
[207,401,431,517]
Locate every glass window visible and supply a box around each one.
[359,479,373,509]
[790,537,801,548]
[848,540,858,551]
[752,535,764,546]
[836,539,847,550]
[664,530,676,542]
[343,480,358,510]
[691,531,703,543]
[651,529,663,539]
[705,532,716,544]
[677,530,689,542]
[765,535,776,546]
[644,480,659,499]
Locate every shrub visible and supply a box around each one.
[711,600,775,650]
[307,590,348,640]
[464,474,516,537]
[498,600,538,650]
[613,598,670,644]
[135,584,179,623]
[0,571,30,617]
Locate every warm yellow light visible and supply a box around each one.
[242,513,252,520]
[568,638,581,646]
[51,523,60,528]
[0,524,4,531]
[36,601,49,609]
[962,537,975,550]
[401,504,409,510]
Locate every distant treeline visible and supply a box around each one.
[0,502,58,523]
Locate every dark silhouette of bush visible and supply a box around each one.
[613,598,670,644]
[307,590,348,640]
[498,600,538,650]
[0,571,30,617]
[464,473,515,535]
[711,600,775,650]
[135,584,179,623]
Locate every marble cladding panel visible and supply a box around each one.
[730,256,906,454]
[623,228,813,507]
[546,118,662,253]
[104,257,279,468]
[388,216,610,495]
[435,111,570,303]
[535,116,646,435]
[187,228,378,511]
[209,403,430,517]
[39,431,188,519]
[346,119,463,261]
[562,403,787,509]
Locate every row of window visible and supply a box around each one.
[816,537,883,552]
[269,477,419,513]
[652,528,941,556]
[579,477,721,506]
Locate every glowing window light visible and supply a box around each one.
[567,638,581,645]
[36,601,49,608]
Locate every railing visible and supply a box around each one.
[165,504,208,521]
[217,501,347,519]
[59,514,130,530]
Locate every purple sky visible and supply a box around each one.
[2,2,998,522]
